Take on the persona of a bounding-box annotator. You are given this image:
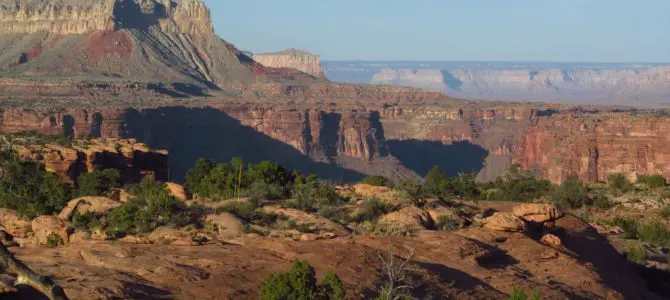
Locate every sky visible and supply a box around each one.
[206,0,670,62]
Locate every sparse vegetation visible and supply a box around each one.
[360,176,394,187]
[352,198,394,223]
[508,287,541,300]
[45,233,64,248]
[638,175,668,188]
[104,178,194,237]
[259,260,345,300]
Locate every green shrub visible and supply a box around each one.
[608,174,633,193]
[638,175,668,188]
[259,260,345,300]
[660,206,670,219]
[424,166,450,199]
[485,164,552,202]
[637,222,670,247]
[508,287,541,300]
[609,217,639,239]
[591,194,613,210]
[105,178,192,237]
[45,233,64,248]
[0,153,71,219]
[352,198,392,223]
[286,181,343,211]
[397,179,425,206]
[71,211,100,231]
[626,245,647,264]
[186,158,302,201]
[551,177,589,208]
[75,169,121,197]
[360,176,393,187]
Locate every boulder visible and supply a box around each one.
[32,216,71,246]
[58,196,121,220]
[482,213,526,232]
[204,213,247,241]
[166,183,188,201]
[540,233,562,248]
[148,227,205,246]
[512,204,564,224]
[0,209,31,237]
[108,189,133,203]
[262,205,351,236]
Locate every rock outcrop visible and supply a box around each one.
[12,137,168,183]
[253,49,326,78]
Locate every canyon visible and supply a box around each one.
[0,0,667,186]
[324,61,670,108]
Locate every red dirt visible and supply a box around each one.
[83,31,133,59]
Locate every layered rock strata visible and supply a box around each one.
[253,49,326,78]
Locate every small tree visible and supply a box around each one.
[551,177,589,209]
[360,176,394,187]
[424,166,449,198]
[608,174,633,193]
[259,260,345,300]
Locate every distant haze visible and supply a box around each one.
[208,0,670,63]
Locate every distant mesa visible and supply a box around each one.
[253,48,327,79]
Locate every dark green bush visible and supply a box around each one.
[0,153,70,219]
[484,164,552,202]
[259,260,345,300]
[71,211,100,231]
[608,174,633,193]
[285,181,343,211]
[438,216,459,232]
[105,178,192,237]
[186,158,296,201]
[424,166,450,199]
[551,177,589,209]
[75,169,121,197]
[360,176,393,187]
[45,233,64,248]
[638,175,668,188]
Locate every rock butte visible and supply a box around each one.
[253,48,326,79]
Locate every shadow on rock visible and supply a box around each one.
[121,107,366,183]
[387,140,488,177]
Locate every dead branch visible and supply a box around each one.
[0,243,68,300]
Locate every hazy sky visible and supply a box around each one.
[206,0,670,62]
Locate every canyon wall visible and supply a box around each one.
[0,0,213,35]
[518,112,670,184]
[0,105,669,184]
[253,49,326,78]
